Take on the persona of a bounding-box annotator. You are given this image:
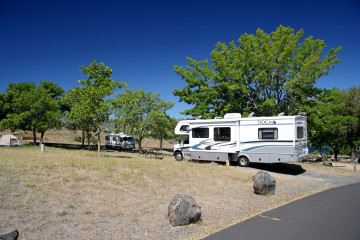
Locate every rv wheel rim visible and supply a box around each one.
[175,153,182,161]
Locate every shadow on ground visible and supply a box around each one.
[103,155,133,159]
[28,142,174,158]
[41,142,87,150]
[249,162,306,176]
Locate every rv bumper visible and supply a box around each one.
[298,154,309,162]
[296,148,309,162]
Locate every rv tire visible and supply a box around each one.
[175,152,183,161]
[238,156,250,167]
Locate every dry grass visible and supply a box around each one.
[300,161,358,175]
[1,144,359,239]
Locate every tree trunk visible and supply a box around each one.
[334,147,339,160]
[32,130,37,145]
[97,128,101,157]
[138,136,142,153]
[351,146,355,162]
[82,130,85,148]
[160,138,163,150]
[87,131,91,150]
[40,131,45,145]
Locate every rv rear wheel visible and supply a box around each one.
[238,156,250,167]
[175,152,183,161]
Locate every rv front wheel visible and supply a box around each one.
[175,152,183,161]
[238,156,250,167]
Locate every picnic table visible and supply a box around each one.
[143,148,164,159]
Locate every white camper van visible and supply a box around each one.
[173,113,309,166]
[105,133,135,151]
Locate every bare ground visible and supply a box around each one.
[1,144,360,239]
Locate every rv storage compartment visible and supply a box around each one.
[249,153,269,163]
[191,152,208,160]
[191,152,228,161]
[208,152,228,161]
[270,154,290,162]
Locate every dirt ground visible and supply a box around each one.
[1,144,360,240]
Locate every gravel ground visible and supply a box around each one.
[249,162,360,193]
[300,171,360,186]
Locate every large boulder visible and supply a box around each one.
[0,229,18,240]
[168,194,201,226]
[253,171,276,195]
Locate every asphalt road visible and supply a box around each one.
[203,182,360,240]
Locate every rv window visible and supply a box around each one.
[192,128,209,138]
[214,127,231,141]
[297,126,305,139]
[180,125,189,131]
[105,136,110,141]
[258,128,278,140]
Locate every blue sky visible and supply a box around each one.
[1,0,359,118]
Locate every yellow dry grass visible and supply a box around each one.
[0,144,359,239]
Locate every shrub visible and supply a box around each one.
[311,150,319,155]
[74,136,82,142]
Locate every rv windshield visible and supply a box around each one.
[123,137,134,141]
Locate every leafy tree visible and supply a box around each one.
[173,25,341,118]
[0,92,6,121]
[63,60,126,156]
[150,110,177,150]
[63,89,97,149]
[304,89,347,160]
[342,86,360,160]
[305,87,360,160]
[114,88,174,152]
[320,90,347,160]
[37,81,65,144]
[303,105,327,155]
[0,81,64,145]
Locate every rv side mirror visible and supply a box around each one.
[179,139,182,144]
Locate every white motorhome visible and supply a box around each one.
[105,133,135,151]
[173,113,309,166]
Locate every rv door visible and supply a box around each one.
[181,136,190,156]
[295,120,308,161]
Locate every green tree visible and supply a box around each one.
[0,81,64,145]
[305,89,347,160]
[114,88,174,152]
[0,92,6,121]
[305,87,360,160]
[37,81,65,144]
[342,86,360,160]
[151,110,177,150]
[63,88,97,149]
[64,60,126,156]
[173,25,341,118]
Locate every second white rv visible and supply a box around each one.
[173,113,309,166]
[105,133,135,151]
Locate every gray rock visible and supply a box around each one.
[168,194,201,226]
[0,229,18,240]
[253,171,276,195]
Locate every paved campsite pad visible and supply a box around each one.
[203,182,360,240]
